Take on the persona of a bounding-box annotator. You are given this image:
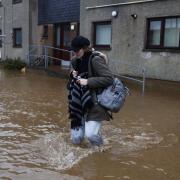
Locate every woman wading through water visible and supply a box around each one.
[68,36,113,146]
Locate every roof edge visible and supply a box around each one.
[86,0,166,10]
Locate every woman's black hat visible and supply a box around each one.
[71,36,90,52]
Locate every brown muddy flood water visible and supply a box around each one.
[0,69,179,180]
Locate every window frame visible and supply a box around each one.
[146,16,180,51]
[93,21,112,50]
[13,28,22,48]
[12,0,22,4]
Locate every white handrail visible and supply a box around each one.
[28,44,72,69]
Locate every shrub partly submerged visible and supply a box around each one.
[1,58,26,70]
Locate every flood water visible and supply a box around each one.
[0,68,179,180]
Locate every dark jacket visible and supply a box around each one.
[71,51,113,121]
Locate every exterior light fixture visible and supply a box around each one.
[71,24,75,31]
[131,14,137,19]
[112,11,118,18]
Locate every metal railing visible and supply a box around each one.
[114,69,146,95]
[111,61,146,95]
[27,45,73,69]
[27,45,146,94]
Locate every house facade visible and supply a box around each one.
[80,0,180,81]
[0,0,39,62]
[38,0,80,65]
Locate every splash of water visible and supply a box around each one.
[34,132,111,170]
[33,124,163,170]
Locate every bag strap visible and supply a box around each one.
[88,51,106,76]
[88,53,98,102]
[89,52,113,120]
[88,52,96,77]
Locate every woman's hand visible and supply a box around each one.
[77,78,88,86]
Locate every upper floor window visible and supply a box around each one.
[12,0,22,4]
[13,28,22,48]
[0,0,2,7]
[93,21,112,49]
[146,16,180,50]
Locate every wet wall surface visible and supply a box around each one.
[0,69,179,180]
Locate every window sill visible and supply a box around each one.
[13,3,22,5]
[13,46,22,48]
[94,45,111,51]
[13,2,22,5]
[41,36,48,40]
[143,48,180,53]
[13,0,22,4]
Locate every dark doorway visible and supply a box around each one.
[54,22,79,65]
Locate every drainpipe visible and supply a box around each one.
[2,6,5,60]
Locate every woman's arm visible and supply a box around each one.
[88,56,113,88]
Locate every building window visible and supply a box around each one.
[0,0,2,7]
[12,0,22,4]
[13,28,22,47]
[146,16,180,50]
[93,21,112,49]
[0,29,2,47]
[42,25,48,39]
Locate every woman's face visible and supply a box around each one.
[75,48,84,58]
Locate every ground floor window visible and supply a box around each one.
[13,28,22,48]
[93,21,112,49]
[146,16,180,50]
[12,0,22,4]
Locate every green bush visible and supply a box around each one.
[1,58,26,70]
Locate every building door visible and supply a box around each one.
[54,23,78,65]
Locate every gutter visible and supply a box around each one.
[86,0,164,10]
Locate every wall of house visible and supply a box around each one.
[29,0,39,46]
[0,0,40,64]
[0,0,30,61]
[80,0,180,81]
[39,24,54,57]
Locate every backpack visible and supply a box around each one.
[90,51,129,113]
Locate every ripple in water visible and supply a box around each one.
[33,132,111,170]
[33,124,163,170]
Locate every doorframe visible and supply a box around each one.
[53,22,79,49]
